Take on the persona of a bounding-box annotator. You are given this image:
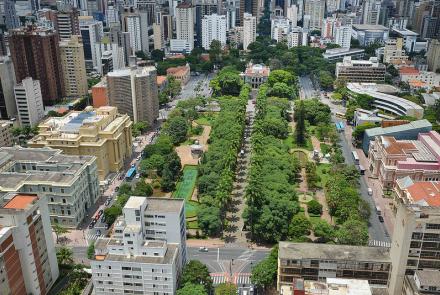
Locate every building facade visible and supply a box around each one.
[174,2,194,52]
[0,193,59,295]
[242,63,270,89]
[201,14,227,50]
[0,56,17,120]
[28,106,132,180]
[14,77,45,127]
[79,16,104,71]
[107,66,159,125]
[403,270,440,295]
[242,13,256,50]
[336,57,386,83]
[427,40,440,73]
[383,38,408,63]
[303,0,325,30]
[0,120,13,147]
[335,25,352,49]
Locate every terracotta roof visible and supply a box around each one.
[382,136,416,155]
[407,182,440,207]
[167,54,185,60]
[156,76,167,86]
[408,80,427,88]
[399,66,419,75]
[166,66,189,76]
[3,194,37,210]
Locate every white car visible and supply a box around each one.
[135,173,140,179]
[368,188,373,195]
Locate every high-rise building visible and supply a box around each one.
[388,177,440,295]
[0,120,13,147]
[79,16,104,72]
[107,66,159,125]
[202,13,227,49]
[196,0,218,46]
[286,4,298,26]
[105,2,119,26]
[362,0,381,25]
[94,37,125,74]
[303,0,325,30]
[239,0,260,25]
[336,57,386,83]
[0,147,99,227]
[28,106,132,180]
[327,0,341,13]
[0,192,59,294]
[90,197,186,295]
[0,56,17,120]
[0,0,20,29]
[14,77,44,127]
[54,8,80,40]
[59,35,88,97]
[153,22,164,50]
[271,17,291,42]
[137,0,156,52]
[8,26,64,105]
[175,2,194,52]
[382,38,408,63]
[287,27,307,48]
[427,39,440,72]
[122,7,142,54]
[243,12,256,50]
[335,25,352,48]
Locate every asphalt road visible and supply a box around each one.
[299,76,318,99]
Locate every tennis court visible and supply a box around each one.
[172,165,199,218]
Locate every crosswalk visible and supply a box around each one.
[86,233,104,243]
[369,240,391,248]
[210,273,252,286]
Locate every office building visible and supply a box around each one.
[122,8,142,54]
[362,0,381,25]
[153,23,164,50]
[0,147,99,227]
[0,120,13,147]
[79,16,104,71]
[105,2,119,26]
[201,14,227,50]
[388,181,440,295]
[136,0,155,53]
[91,197,186,295]
[0,193,59,294]
[195,0,218,46]
[403,270,440,295]
[174,2,194,52]
[242,63,270,89]
[91,78,108,108]
[59,36,88,97]
[240,0,260,25]
[281,278,374,295]
[271,17,291,42]
[242,13,256,50]
[107,67,159,125]
[382,38,408,63]
[335,25,352,48]
[8,26,64,105]
[94,37,125,74]
[277,242,391,291]
[336,57,386,83]
[53,8,80,40]
[0,56,17,120]
[352,24,389,46]
[28,106,132,180]
[427,40,440,73]
[322,17,342,39]
[303,0,325,30]
[14,77,44,127]
[286,4,298,26]
[323,47,365,61]
[0,0,19,30]
[368,131,440,190]
[287,27,307,48]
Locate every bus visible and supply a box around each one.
[352,151,360,165]
[335,112,346,119]
[125,167,136,181]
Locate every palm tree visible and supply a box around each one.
[57,247,74,266]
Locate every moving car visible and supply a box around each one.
[368,188,373,195]
[199,247,208,252]
[378,215,384,222]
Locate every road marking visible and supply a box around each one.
[369,240,391,248]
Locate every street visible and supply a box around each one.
[299,76,318,99]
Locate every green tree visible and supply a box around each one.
[151,49,165,62]
[307,199,323,215]
[215,283,237,295]
[197,206,222,236]
[163,116,189,145]
[57,247,74,266]
[267,69,295,86]
[139,154,165,176]
[337,218,369,245]
[209,40,222,64]
[313,220,335,242]
[132,180,153,196]
[177,283,207,295]
[132,121,149,137]
[251,246,278,290]
[118,183,132,195]
[87,243,95,259]
[180,260,213,292]
[295,101,306,145]
[289,214,312,239]
[318,70,334,90]
[267,82,295,99]
[53,223,70,244]
[104,205,123,225]
[352,122,377,142]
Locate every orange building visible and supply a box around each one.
[166,64,190,85]
[157,75,168,91]
[91,78,108,107]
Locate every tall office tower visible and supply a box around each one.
[94,37,125,74]
[0,56,17,120]
[303,0,325,30]
[8,26,64,105]
[175,2,194,52]
[196,0,218,46]
[14,77,44,127]
[90,197,186,295]
[286,4,298,26]
[107,66,159,125]
[153,23,163,49]
[202,13,227,49]
[414,1,432,35]
[106,2,119,26]
[161,14,173,42]
[271,17,291,42]
[79,16,104,72]
[122,8,142,53]
[427,39,440,72]
[362,0,381,25]
[243,13,256,50]
[59,36,88,97]
[239,0,260,25]
[327,0,341,13]
[0,193,59,295]
[54,8,80,40]
[137,0,156,52]
[388,179,440,295]
[0,33,6,56]
[335,25,352,48]
[226,1,237,29]
[322,17,341,39]
[0,0,20,29]
[396,0,412,18]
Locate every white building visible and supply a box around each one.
[79,16,104,71]
[124,14,142,53]
[174,2,194,52]
[271,17,291,42]
[0,193,59,295]
[362,0,381,25]
[94,39,125,74]
[242,13,256,51]
[106,3,119,26]
[303,0,325,30]
[201,13,226,50]
[91,197,186,295]
[14,77,44,127]
[286,4,298,27]
[287,27,307,48]
[0,56,17,119]
[335,25,352,48]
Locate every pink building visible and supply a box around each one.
[368,131,440,189]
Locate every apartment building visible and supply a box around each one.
[0,146,99,227]
[427,40,440,72]
[79,16,104,71]
[277,242,391,292]
[14,77,45,127]
[403,270,440,295]
[59,35,88,97]
[335,25,352,49]
[271,17,291,43]
[0,120,13,147]
[91,197,186,295]
[242,63,270,89]
[368,131,440,190]
[242,13,256,51]
[0,56,16,120]
[388,183,440,295]
[382,38,408,63]
[53,8,80,40]
[122,8,142,53]
[287,27,307,48]
[303,0,325,30]
[201,14,227,50]
[107,66,159,125]
[174,2,194,52]
[336,57,386,83]
[0,192,59,294]
[92,78,109,108]
[28,106,132,180]
[94,38,125,74]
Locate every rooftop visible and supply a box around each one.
[392,27,418,36]
[414,270,440,287]
[406,181,440,207]
[352,24,388,31]
[166,65,189,76]
[245,63,270,76]
[365,119,432,137]
[124,196,147,209]
[146,197,184,213]
[399,66,420,75]
[156,76,167,86]
[2,194,37,210]
[278,242,391,262]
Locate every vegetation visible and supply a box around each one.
[159,76,182,105]
[215,283,238,295]
[180,260,213,293]
[57,247,74,266]
[352,122,377,144]
[177,283,207,295]
[210,67,244,96]
[59,265,90,295]
[87,243,95,260]
[132,121,149,137]
[53,223,70,244]
[251,246,278,291]
[307,199,323,215]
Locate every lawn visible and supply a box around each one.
[316,163,332,188]
[172,165,200,220]
[195,113,217,126]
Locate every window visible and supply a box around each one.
[62,199,66,204]
[61,189,65,193]
[135,210,140,216]
[127,241,133,245]
[50,198,54,202]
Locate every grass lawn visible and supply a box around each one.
[187,220,199,229]
[309,215,322,226]
[316,163,332,188]
[172,166,200,225]
[195,113,217,126]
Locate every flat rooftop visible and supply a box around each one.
[415,270,440,287]
[352,24,388,31]
[97,242,178,264]
[279,242,391,262]
[2,194,37,210]
[124,196,147,209]
[146,197,184,213]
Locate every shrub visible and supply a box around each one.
[307,199,323,215]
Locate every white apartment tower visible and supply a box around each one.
[286,4,298,27]
[79,16,104,71]
[175,2,194,52]
[304,0,325,30]
[287,27,306,47]
[0,193,59,295]
[14,77,44,127]
[335,25,352,48]
[271,17,291,42]
[124,14,142,53]
[202,13,227,50]
[91,197,186,295]
[362,0,381,25]
[94,37,125,74]
[0,56,17,119]
[243,13,256,50]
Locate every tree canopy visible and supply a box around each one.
[180,261,213,292]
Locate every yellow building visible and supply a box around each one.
[28,106,132,180]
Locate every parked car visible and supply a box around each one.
[105,223,110,230]
[89,221,95,229]
[368,188,373,195]
[378,215,384,222]
[101,215,106,223]
[115,186,119,192]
